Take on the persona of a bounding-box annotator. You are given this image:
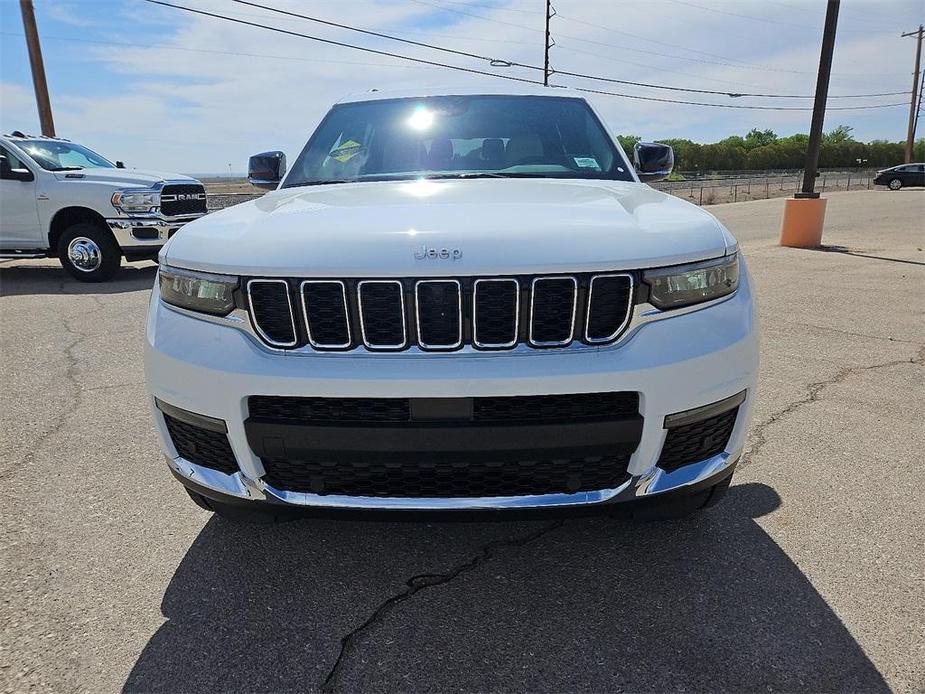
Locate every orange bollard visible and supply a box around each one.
[779,196,827,248]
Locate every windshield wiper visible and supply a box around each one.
[425,172,548,180]
[49,166,83,171]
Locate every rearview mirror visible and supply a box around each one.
[633,142,674,183]
[248,151,286,190]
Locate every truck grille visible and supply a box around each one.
[160,184,207,217]
[245,273,634,351]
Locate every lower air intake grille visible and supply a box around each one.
[474,392,639,423]
[260,454,633,498]
[248,396,411,423]
[163,414,238,475]
[657,407,739,472]
[248,392,638,424]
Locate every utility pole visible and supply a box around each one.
[797,0,840,199]
[543,0,555,86]
[901,25,923,163]
[19,0,55,136]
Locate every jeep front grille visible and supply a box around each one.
[245,273,634,352]
[160,184,207,217]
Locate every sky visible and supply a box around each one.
[1,0,923,174]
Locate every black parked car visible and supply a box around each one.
[873,163,925,190]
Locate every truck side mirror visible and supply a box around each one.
[0,155,34,182]
[248,151,286,190]
[633,142,674,183]
[116,160,126,169]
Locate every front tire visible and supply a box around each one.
[888,178,902,191]
[57,222,121,282]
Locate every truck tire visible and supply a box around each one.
[57,222,122,282]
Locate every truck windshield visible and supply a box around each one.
[18,140,114,171]
[284,95,632,188]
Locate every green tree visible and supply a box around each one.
[744,128,777,150]
[616,135,641,152]
[822,125,855,145]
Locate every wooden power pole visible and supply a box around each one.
[902,25,923,163]
[19,0,55,137]
[798,0,840,198]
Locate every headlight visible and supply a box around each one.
[159,265,237,316]
[111,189,160,213]
[643,254,739,309]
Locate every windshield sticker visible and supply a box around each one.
[574,157,600,170]
[329,140,365,163]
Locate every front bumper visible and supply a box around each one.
[144,266,759,511]
[107,213,204,250]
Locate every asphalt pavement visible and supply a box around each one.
[1,189,923,693]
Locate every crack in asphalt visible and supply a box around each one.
[741,345,925,468]
[320,520,564,693]
[0,307,96,481]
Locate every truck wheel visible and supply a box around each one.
[888,178,902,190]
[626,473,733,521]
[183,488,296,523]
[57,222,122,282]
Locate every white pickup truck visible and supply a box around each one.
[0,132,207,281]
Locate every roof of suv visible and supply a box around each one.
[335,85,587,104]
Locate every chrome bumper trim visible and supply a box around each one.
[107,215,203,248]
[168,451,739,511]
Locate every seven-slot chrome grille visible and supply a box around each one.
[246,273,634,352]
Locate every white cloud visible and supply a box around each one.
[3,0,922,173]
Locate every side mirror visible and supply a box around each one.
[116,160,126,169]
[633,142,674,183]
[0,156,34,182]
[248,151,286,190]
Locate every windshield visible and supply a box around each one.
[284,95,632,188]
[18,139,114,171]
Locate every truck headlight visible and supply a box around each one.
[159,265,237,316]
[643,254,739,309]
[111,189,160,213]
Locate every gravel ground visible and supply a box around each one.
[1,189,923,693]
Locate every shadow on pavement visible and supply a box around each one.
[813,245,925,267]
[124,483,887,693]
[0,262,157,297]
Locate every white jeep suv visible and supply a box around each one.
[0,132,207,281]
[144,88,758,521]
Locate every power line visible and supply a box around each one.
[665,0,889,35]
[229,0,524,68]
[0,31,446,70]
[219,0,911,100]
[410,0,911,78]
[140,0,909,112]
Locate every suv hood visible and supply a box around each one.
[164,178,735,276]
[52,167,199,187]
